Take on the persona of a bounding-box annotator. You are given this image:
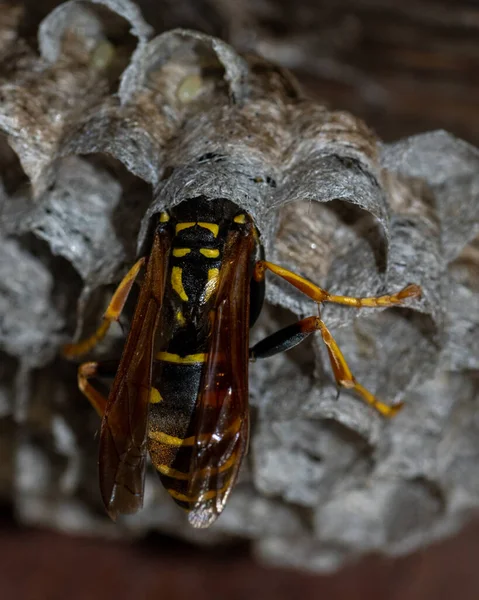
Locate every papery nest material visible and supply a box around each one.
[0,0,478,572]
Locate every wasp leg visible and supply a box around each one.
[250,316,319,360]
[78,360,119,417]
[251,316,402,417]
[63,257,145,358]
[254,261,421,308]
[316,319,403,417]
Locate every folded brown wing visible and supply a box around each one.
[99,232,169,520]
[187,226,255,528]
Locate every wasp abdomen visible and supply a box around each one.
[147,360,238,509]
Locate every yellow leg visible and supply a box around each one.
[316,318,402,417]
[253,261,419,417]
[254,261,421,307]
[63,257,145,358]
[78,362,108,417]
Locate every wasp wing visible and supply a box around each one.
[187,226,255,528]
[99,232,170,519]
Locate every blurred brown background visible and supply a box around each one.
[20,0,479,147]
[2,515,479,599]
[3,0,479,598]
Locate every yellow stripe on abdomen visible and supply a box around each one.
[155,351,207,364]
[156,451,238,481]
[148,430,196,446]
[167,482,230,503]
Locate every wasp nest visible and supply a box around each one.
[0,0,478,572]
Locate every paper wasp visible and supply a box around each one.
[64,197,421,528]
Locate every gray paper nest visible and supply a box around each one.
[0,0,478,572]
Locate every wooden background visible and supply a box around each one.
[2,517,479,599]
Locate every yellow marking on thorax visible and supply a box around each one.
[159,212,170,222]
[171,266,188,301]
[176,310,186,326]
[148,431,196,446]
[156,351,207,364]
[198,222,219,237]
[234,214,246,224]
[149,387,163,404]
[176,222,196,234]
[156,452,238,481]
[173,247,191,257]
[203,268,219,303]
[200,248,220,258]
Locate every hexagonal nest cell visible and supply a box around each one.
[0,0,478,572]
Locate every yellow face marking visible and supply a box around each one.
[197,222,219,237]
[159,211,170,222]
[171,266,188,301]
[176,222,196,234]
[149,387,163,404]
[156,351,207,364]
[175,222,219,236]
[176,310,186,326]
[199,248,220,258]
[234,214,246,224]
[148,431,196,446]
[173,247,191,257]
[202,268,219,304]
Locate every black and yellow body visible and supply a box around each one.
[64,196,421,528]
[146,199,263,523]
